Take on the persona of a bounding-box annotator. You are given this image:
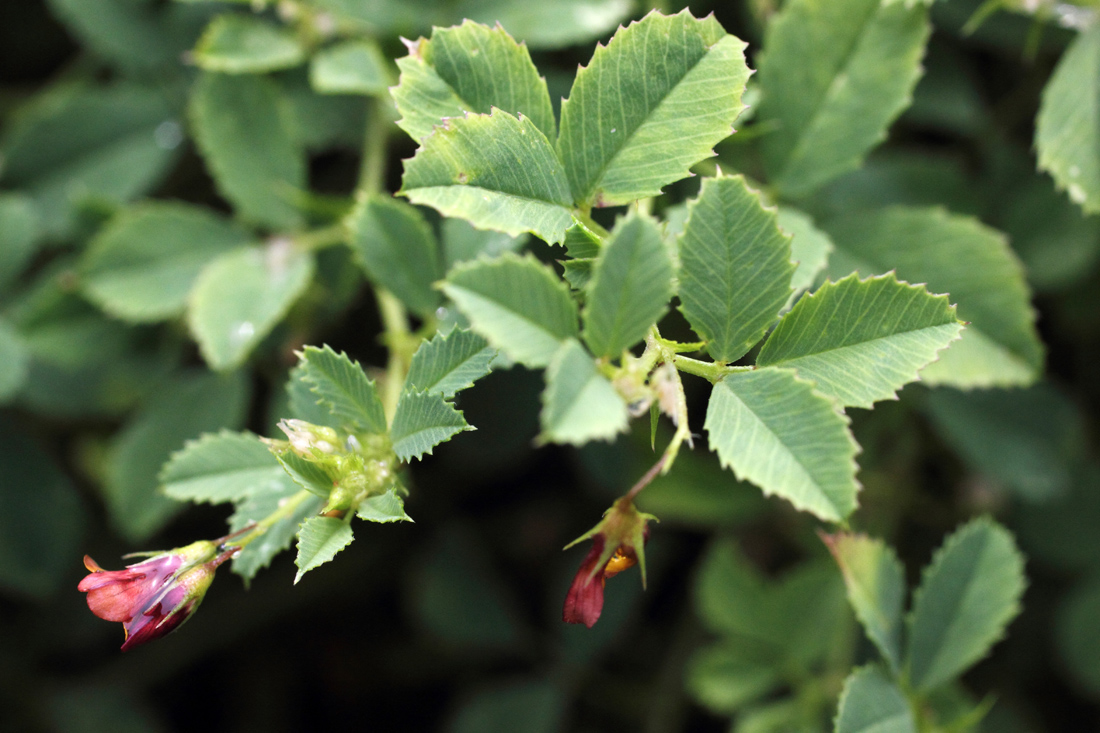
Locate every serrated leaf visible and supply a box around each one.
[441,217,527,270]
[678,176,795,363]
[310,39,391,96]
[561,259,595,291]
[187,243,314,371]
[582,213,673,358]
[705,368,859,522]
[824,533,906,674]
[906,518,1026,692]
[400,110,574,244]
[297,345,387,434]
[757,273,962,409]
[441,253,578,368]
[405,327,494,398]
[1036,23,1100,214]
[189,72,305,230]
[0,320,29,402]
[346,194,442,317]
[356,488,412,523]
[0,195,40,293]
[391,389,472,461]
[286,362,341,428]
[161,430,288,504]
[193,14,306,73]
[0,83,180,239]
[825,207,1043,389]
[294,515,354,583]
[229,481,323,581]
[557,10,750,207]
[834,666,916,733]
[393,20,555,142]
[757,0,930,197]
[104,370,250,542]
[539,339,628,445]
[275,450,334,497]
[81,202,252,323]
[776,207,833,299]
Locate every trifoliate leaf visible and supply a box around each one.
[400,110,574,244]
[229,481,323,581]
[441,253,578,368]
[405,327,495,398]
[582,213,673,358]
[705,368,859,522]
[678,176,795,363]
[557,10,750,207]
[757,273,963,408]
[391,389,472,461]
[393,20,555,142]
[294,516,354,583]
[834,666,917,733]
[776,207,833,300]
[161,430,289,505]
[193,14,306,74]
[539,339,628,445]
[310,39,392,96]
[356,488,412,523]
[297,345,387,435]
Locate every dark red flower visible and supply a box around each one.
[562,497,654,628]
[78,540,235,651]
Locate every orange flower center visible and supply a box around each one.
[603,548,636,579]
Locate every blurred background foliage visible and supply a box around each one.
[1,0,1099,731]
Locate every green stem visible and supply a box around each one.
[671,355,751,383]
[377,289,411,423]
[225,488,315,551]
[359,97,389,195]
[292,224,347,252]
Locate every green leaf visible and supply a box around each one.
[539,339,628,445]
[455,0,632,50]
[0,194,40,293]
[405,327,494,398]
[441,253,578,368]
[441,217,527,271]
[757,273,963,409]
[923,383,1087,502]
[356,488,412,523]
[757,0,930,197]
[310,39,392,96]
[0,417,86,598]
[824,533,906,674]
[104,370,250,542]
[193,13,306,73]
[776,207,833,299]
[399,110,574,244]
[294,515,354,583]
[275,450,334,497]
[391,389,472,461]
[557,10,750,207]
[297,345,388,434]
[161,430,289,504]
[906,518,1026,692]
[393,20,555,142]
[189,72,305,230]
[286,362,341,428]
[0,320,29,402]
[187,243,315,371]
[834,666,917,733]
[81,202,252,323]
[705,368,859,521]
[582,213,674,358]
[345,194,442,317]
[45,0,209,73]
[229,483,323,581]
[678,176,795,363]
[0,83,180,239]
[824,207,1043,388]
[1036,23,1100,214]
[1056,575,1100,695]
[686,644,782,714]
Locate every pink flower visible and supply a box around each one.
[562,497,654,628]
[78,540,236,651]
